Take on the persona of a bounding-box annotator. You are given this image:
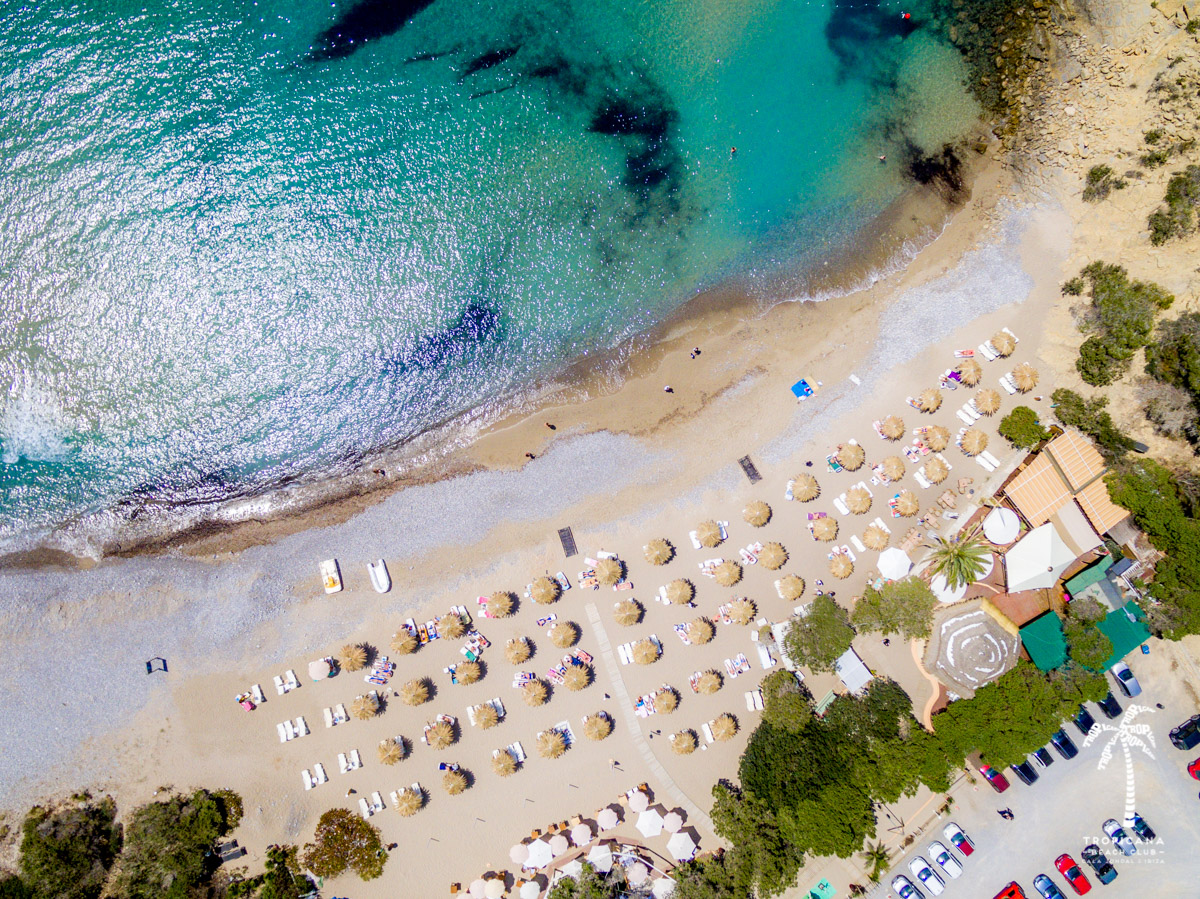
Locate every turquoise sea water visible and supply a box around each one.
[0,0,980,554]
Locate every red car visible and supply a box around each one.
[1055,854,1092,894]
[980,764,1010,793]
[1188,757,1200,780]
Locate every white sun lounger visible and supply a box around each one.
[313,763,328,783]
[956,409,975,426]
[509,741,527,763]
[1002,327,1019,343]
[302,769,314,791]
[294,716,309,736]
[915,471,932,489]
[323,707,334,728]
[977,342,999,361]
[755,643,775,669]
[702,723,716,744]
[359,797,373,818]
[251,684,266,704]
[350,749,362,769]
[873,516,891,534]
[285,669,300,691]
[338,753,350,774]
[850,535,867,554]
[277,723,289,743]
[999,375,1017,395]
[976,455,996,472]
[618,643,633,665]
[370,791,385,812]
[785,479,795,501]
[982,450,1001,468]
[833,496,850,516]
[273,675,286,695]
[334,703,348,723]
[688,531,701,550]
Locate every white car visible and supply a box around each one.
[891,875,925,899]
[927,841,963,878]
[908,856,945,896]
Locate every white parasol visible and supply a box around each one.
[983,507,1020,545]
[636,808,665,838]
[509,844,529,865]
[662,811,683,833]
[878,547,913,581]
[666,831,698,862]
[571,823,593,846]
[525,839,553,869]
[597,807,619,830]
[629,791,649,813]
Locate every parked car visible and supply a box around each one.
[1033,874,1067,899]
[1188,757,1200,780]
[1055,854,1092,894]
[943,822,974,857]
[1081,844,1118,885]
[1128,812,1156,841]
[1011,760,1039,785]
[1032,746,1055,768]
[1169,713,1200,750]
[1050,728,1079,760]
[1097,692,1122,719]
[1072,705,1097,737]
[980,764,1011,792]
[892,874,925,899]
[1102,819,1136,856]
[993,882,1028,899]
[927,841,963,879]
[908,857,945,896]
[1110,661,1142,698]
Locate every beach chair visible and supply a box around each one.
[850,535,866,554]
[323,707,334,728]
[510,741,527,763]
[745,691,756,710]
[915,470,932,489]
[335,703,348,723]
[285,669,300,691]
[755,643,775,669]
[371,791,385,812]
[294,716,309,736]
[977,342,999,361]
[1002,326,1019,343]
[976,455,996,472]
[302,769,314,791]
[273,675,286,695]
[999,374,1017,395]
[350,749,362,769]
[873,516,891,534]
[702,723,716,744]
[785,479,795,501]
[359,797,372,819]
[285,719,298,740]
[956,409,974,425]
[688,530,701,549]
[251,684,266,704]
[338,753,349,774]
[833,495,850,515]
[277,723,289,743]
[718,521,729,540]
[618,643,632,665]
[981,450,1001,468]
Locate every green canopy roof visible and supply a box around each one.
[1098,602,1151,669]
[1065,555,1114,597]
[1019,611,1069,672]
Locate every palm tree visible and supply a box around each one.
[861,840,891,882]
[927,532,991,589]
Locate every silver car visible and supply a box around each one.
[1103,818,1136,855]
[928,841,963,878]
[907,856,945,896]
[892,874,925,899]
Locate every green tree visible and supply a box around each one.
[710,783,804,898]
[782,596,854,673]
[1064,619,1115,670]
[1071,262,1173,384]
[547,862,617,899]
[998,406,1049,449]
[300,809,387,882]
[258,846,308,899]
[927,534,991,590]
[1051,389,1134,460]
[760,669,811,732]
[860,841,892,882]
[779,781,876,859]
[851,577,937,640]
[671,853,744,899]
[19,798,120,899]
[1148,165,1200,244]
[1145,312,1200,403]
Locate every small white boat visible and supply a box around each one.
[367,559,391,594]
[320,559,343,594]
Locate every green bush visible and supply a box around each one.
[1064,619,1115,669]
[1082,165,1126,202]
[999,405,1049,449]
[0,879,30,899]
[1051,389,1134,459]
[1062,277,1086,296]
[851,577,938,640]
[1145,312,1200,402]
[782,596,854,674]
[1148,165,1200,245]
[300,809,387,881]
[1144,129,1163,145]
[19,799,120,899]
[760,669,811,732]
[1069,262,1172,385]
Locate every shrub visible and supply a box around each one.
[999,406,1049,449]
[1145,311,1200,401]
[760,669,811,732]
[1141,148,1172,168]
[1062,277,1085,296]
[1070,262,1173,384]
[300,809,387,881]
[1144,129,1163,145]
[19,799,120,899]
[851,577,937,640]
[1082,164,1126,202]
[782,596,854,673]
[1148,165,1200,245]
[1051,389,1134,460]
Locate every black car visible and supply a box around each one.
[1169,714,1200,750]
[1098,692,1123,719]
[1130,812,1156,841]
[1050,728,1079,760]
[1082,844,1118,884]
[1072,705,1097,737]
[1011,760,1039,785]
[1032,747,1054,768]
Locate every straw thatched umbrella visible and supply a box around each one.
[473,703,499,729]
[840,443,866,470]
[881,415,905,440]
[394,787,423,816]
[758,542,788,570]
[1013,362,1039,392]
[671,730,697,755]
[712,714,738,742]
[665,579,694,605]
[847,486,872,515]
[632,639,660,665]
[492,751,517,777]
[813,516,839,542]
[441,614,466,640]
[925,457,950,484]
[992,331,1016,357]
[697,670,723,695]
[391,630,418,655]
[455,660,482,685]
[975,388,1001,416]
[530,576,560,605]
[443,769,469,795]
[595,558,624,587]
[729,597,757,625]
[792,473,820,502]
[562,664,592,692]
[918,388,943,413]
[957,358,982,386]
[697,520,723,548]
[377,737,404,765]
[743,500,772,528]
[881,456,905,482]
[687,618,715,645]
[613,599,643,627]
[583,713,613,741]
[714,560,742,587]
[549,621,579,648]
[777,574,805,601]
[896,490,920,517]
[505,637,531,665]
[338,644,367,672]
[487,591,514,619]
[960,429,988,457]
[863,524,890,551]
[522,679,548,707]
[352,694,379,720]
[537,731,567,759]
[427,719,455,749]
[644,538,674,566]
[925,425,951,452]
[656,687,680,713]
[399,678,429,707]
[830,555,854,579]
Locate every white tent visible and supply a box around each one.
[930,573,967,604]
[878,547,912,581]
[835,647,873,694]
[666,831,698,862]
[636,808,665,838]
[1005,522,1084,592]
[597,807,619,830]
[983,507,1020,545]
[587,843,614,873]
[525,839,553,869]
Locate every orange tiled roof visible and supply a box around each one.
[1006,454,1072,527]
[1076,478,1130,533]
[1005,430,1129,534]
[1045,430,1106,491]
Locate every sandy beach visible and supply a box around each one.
[2,3,1198,895]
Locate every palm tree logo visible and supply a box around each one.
[1083,704,1156,820]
